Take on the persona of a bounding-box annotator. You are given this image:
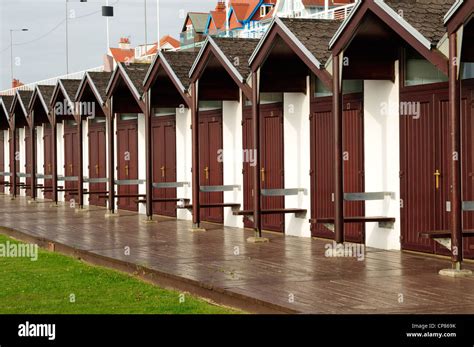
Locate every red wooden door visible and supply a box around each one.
[242,106,254,228]
[10,131,19,195]
[63,122,78,202]
[43,124,53,200]
[462,79,474,259]
[342,94,365,243]
[24,128,32,197]
[199,110,223,223]
[0,131,4,193]
[88,119,107,207]
[310,95,365,242]
[117,115,139,212]
[260,103,284,233]
[152,115,177,217]
[310,97,334,239]
[400,87,451,254]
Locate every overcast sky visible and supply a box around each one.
[0,0,217,90]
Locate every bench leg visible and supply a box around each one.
[189,223,206,232]
[439,261,472,277]
[247,232,269,244]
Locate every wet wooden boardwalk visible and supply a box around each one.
[1,194,474,313]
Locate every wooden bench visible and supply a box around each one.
[180,203,241,212]
[233,208,307,220]
[135,198,190,204]
[419,230,474,249]
[311,216,396,232]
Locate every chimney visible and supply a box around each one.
[118,37,131,50]
[12,79,23,88]
[216,0,225,11]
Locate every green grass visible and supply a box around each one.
[0,234,238,314]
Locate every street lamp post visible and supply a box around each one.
[65,0,88,75]
[10,28,28,88]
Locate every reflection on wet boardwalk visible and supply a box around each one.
[1,195,473,313]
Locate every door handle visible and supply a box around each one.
[161,166,165,178]
[95,164,99,175]
[261,167,265,183]
[69,163,73,175]
[125,164,129,177]
[47,163,51,173]
[204,166,209,180]
[434,169,441,190]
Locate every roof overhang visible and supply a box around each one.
[106,64,146,114]
[10,90,30,128]
[76,72,105,106]
[143,52,191,108]
[248,16,332,89]
[0,98,12,130]
[444,0,474,33]
[329,0,449,76]
[51,80,74,109]
[189,36,252,99]
[29,85,50,116]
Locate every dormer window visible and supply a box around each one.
[260,5,273,17]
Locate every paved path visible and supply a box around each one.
[1,195,473,313]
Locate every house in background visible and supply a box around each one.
[180,12,210,51]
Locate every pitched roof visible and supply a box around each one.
[161,51,199,90]
[0,96,13,129]
[230,0,261,22]
[86,71,113,104]
[109,47,135,63]
[37,85,55,108]
[212,37,260,79]
[17,90,33,113]
[146,36,180,55]
[209,7,227,31]
[184,12,210,33]
[120,63,151,96]
[383,0,455,44]
[279,18,343,66]
[59,79,81,102]
[0,95,14,117]
[29,85,55,114]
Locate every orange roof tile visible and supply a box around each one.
[109,47,135,63]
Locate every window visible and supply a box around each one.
[312,75,363,98]
[120,114,138,121]
[260,5,273,17]
[404,48,448,86]
[153,108,176,117]
[198,100,222,111]
[260,93,283,104]
[462,63,474,80]
[186,24,193,40]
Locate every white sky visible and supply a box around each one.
[0,0,217,90]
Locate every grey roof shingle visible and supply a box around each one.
[87,71,112,103]
[36,85,55,110]
[384,0,455,44]
[1,95,14,114]
[59,79,82,102]
[161,51,198,89]
[280,18,343,66]
[212,37,260,79]
[121,63,151,96]
[17,90,33,113]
